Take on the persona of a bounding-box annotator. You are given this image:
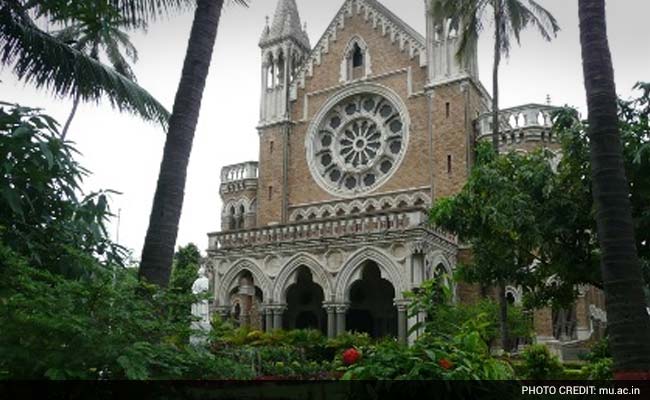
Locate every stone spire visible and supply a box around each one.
[259,0,310,50]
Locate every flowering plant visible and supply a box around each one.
[342,348,361,365]
[438,358,453,370]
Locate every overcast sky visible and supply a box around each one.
[2,0,649,259]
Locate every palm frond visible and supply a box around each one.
[104,38,136,80]
[0,6,169,129]
[519,0,560,42]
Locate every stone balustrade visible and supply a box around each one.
[209,210,456,251]
[476,104,559,148]
[221,161,259,183]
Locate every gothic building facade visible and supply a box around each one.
[205,0,606,351]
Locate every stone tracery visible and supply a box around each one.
[307,85,409,197]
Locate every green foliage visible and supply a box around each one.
[0,105,250,380]
[170,243,201,294]
[0,1,169,128]
[431,84,650,309]
[0,243,251,380]
[342,318,514,380]
[208,320,341,379]
[0,103,126,276]
[407,278,533,346]
[580,338,613,380]
[519,344,564,380]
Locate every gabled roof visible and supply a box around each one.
[259,0,311,51]
[291,0,428,91]
[362,0,425,46]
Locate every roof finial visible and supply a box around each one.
[265,15,270,27]
[546,94,551,105]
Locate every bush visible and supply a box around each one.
[0,244,253,380]
[581,338,613,380]
[406,279,533,347]
[520,344,564,380]
[342,315,514,380]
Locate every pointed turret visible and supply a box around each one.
[259,0,310,51]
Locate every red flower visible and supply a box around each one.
[342,348,361,366]
[438,358,453,370]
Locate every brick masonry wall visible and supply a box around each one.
[287,11,431,208]
[257,125,286,226]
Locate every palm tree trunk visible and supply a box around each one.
[61,91,80,140]
[139,0,224,287]
[578,0,650,378]
[492,0,501,153]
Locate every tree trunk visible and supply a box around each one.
[139,0,224,287]
[578,0,650,378]
[498,284,509,352]
[491,0,502,153]
[61,91,80,140]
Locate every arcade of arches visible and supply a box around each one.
[214,259,445,344]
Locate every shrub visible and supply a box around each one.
[342,315,514,380]
[581,338,613,380]
[520,344,564,380]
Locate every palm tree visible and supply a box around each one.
[430,0,559,351]
[0,0,173,129]
[578,0,650,379]
[138,0,249,287]
[52,1,143,138]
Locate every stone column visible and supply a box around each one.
[324,304,337,339]
[335,304,349,336]
[272,305,286,331]
[395,301,409,345]
[575,287,591,341]
[263,305,274,333]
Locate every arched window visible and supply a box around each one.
[266,54,275,89]
[228,205,236,231]
[352,43,364,68]
[237,204,245,230]
[266,64,274,89]
[276,51,285,86]
[342,37,371,82]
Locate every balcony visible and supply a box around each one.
[220,161,258,195]
[208,210,457,253]
[476,104,559,150]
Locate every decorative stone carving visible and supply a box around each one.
[306,84,410,198]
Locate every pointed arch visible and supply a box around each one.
[273,253,334,303]
[217,259,272,306]
[335,247,407,302]
[340,35,372,82]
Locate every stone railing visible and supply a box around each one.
[476,104,558,148]
[221,161,259,183]
[208,210,456,251]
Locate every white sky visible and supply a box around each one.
[2,0,649,259]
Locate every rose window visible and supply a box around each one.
[307,89,408,196]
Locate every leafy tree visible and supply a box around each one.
[431,143,553,350]
[0,102,125,276]
[0,243,251,380]
[170,243,202,291]
[430,0,559,150]
[0,104,249,380]
[168,243,202,334]
[578,0,650,376]
[139,0,249,287]
[0,0,171,127]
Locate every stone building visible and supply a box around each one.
[206,0,606,351]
